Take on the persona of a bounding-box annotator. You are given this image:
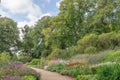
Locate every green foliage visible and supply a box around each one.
[41,50,51,57]
[47,46,82,66]
[11,53,18,61]
[0,17,19,53]
[88,52,109,64]
[98,32,114,50]
[77,34,98,47]
[20,25,34,58]
[77,75,97,80]
[19,16,52,58]
[29,59,40,65]
[77,31,120,54]
[84,46,97,54]
[105,51,120,62]
[96,64,120,80]
[77,34,98,53]
[49,46,79,59]
[0,52,11,62]
[15,0,120,60]
[47,64,92,78]
[39,57,46,68]
[18,55,32,63]
[47,64,65,72]
[23,75,37,80]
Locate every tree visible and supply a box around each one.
[20,16,52,58]
[32,16,52,57]
[0,17,19,53]
[88,0,120,33]
[18,0,120,58]
[20,25,34,57]
[43,0,93,49]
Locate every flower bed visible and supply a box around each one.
[0,62,40,80]
[47,63,92,78]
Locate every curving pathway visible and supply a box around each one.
[32,68,76,80]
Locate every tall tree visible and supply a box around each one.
[20,25,34,57]
[0,17,19,53]
[33,16,52,57]
[20,16,52,58]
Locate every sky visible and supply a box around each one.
[0,0,62,28]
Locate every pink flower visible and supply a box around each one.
[4,68,11,73]
[13,63,24,69]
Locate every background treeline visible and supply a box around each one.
[0,0,120,60]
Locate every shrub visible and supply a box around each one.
[47,64,92,78]
[47,64,65,73]
[84,46,97,54]
[0,62,40,80]
[77,75,97,80]
[41,50,51,57]
[11,53,18,61]
[77,34,98,47]
[98,32,114,50]
[47,48,62,60]
[77,34,98,53]
[29,59,40,65]
[23,75,37,80]
[52,46,79,59]
[96,63,120,80]
[88,50,110,64]
[18,55,32,63]
[105,51,120,62]
[0,52,11,62]
[77,31,120,53]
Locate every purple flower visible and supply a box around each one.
[13,62,24,69]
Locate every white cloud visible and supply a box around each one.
[1,0,41,15]
[41,13,51,17]
[1,0,44,28]
[1,0,52,28]
[18,21,31,28]
[56,0,63,8]
[18,13,51,28]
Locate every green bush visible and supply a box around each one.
[42,50,51,57]
[18,55,32,63]
[11,53,18,61]
[23,75,37,80]
[29,59,40,65]
[47,64,92,78]
[96,63,120,80]
[98,32,114,50]
[47,48,62,60]
[77,34,98,53]
[77,75,97,80]
[84,46,97,54]
[52,46,79,59]
[77,31,120,54]
[105,51,120,62]
[77,34,98,47]
[88,52,109,64]
[0,52,11,62]
[47,64,65,73]
[65,66,92,77]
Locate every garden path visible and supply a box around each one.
[32,68,76,80]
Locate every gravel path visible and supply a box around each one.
[32,68,76,80]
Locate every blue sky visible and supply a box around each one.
[0,0,62,28]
